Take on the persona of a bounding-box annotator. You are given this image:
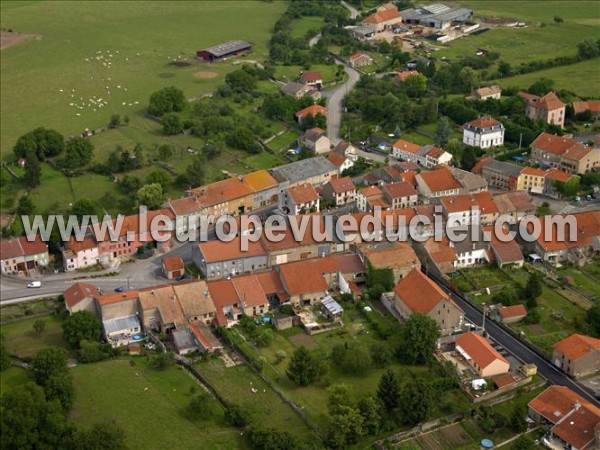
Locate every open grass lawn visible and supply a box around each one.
[290,16,325,40]
[195,359,311,438]
[0,1,286,158]
[70,358,246,449]
[495,59,600,98]
[267,130,300,152]
[0,366,32,394]
[242,151,287,171]
[1,315,68,359]
[437,1,599,66]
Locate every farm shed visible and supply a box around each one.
[197,40,252,62]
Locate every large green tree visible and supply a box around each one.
[377,369,401,413]
[62,311,102,348]
[70,421,128,450]
[434,116,452,148]
[400,379,435,425]
[0,382,72,449]
[64,137,94,168]
[161,112,184,135]
[398,313,440,365]
[148,86,186,117]
[13,127,65,160]
[286,346,327,386]
[136,183,165,210]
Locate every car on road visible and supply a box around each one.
[27,281,42,288]
[114,286,125,292]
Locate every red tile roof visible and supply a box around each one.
[231,274,268,308]
[63,282,100,310]
[296,104,328,119]
[278,258,333,295]
[168,197,200,216]
[96,290,139,306]
[327,151,348,168]
[0,235,48,260]
[423,237,458,265]
[545,169,574,183]
[363,8,401,24]
[207,279,239,309]
[300,71,322,82]
[521,167,547,177]
[162,255,184,273]
[397,70,420,82]
[532,210,600,252]
[242,170,279,191]
[287,184,319,205]
[255,269,288,299]
[553,333,600,361]
[393,269,458,314]
[535,91,565,111]
[393,139,421,154]
[464,117,502,128]
[198,236,266,263]
[455,331,509,370]
[572,100,600,114]
[189,177,253,208]
[381,181,417,199]
[498,304,527,320]
[531,132,577,155]
[528,386,600,447]
[563,142,593,162]
[328,176,355,194]
[418,167,462,193]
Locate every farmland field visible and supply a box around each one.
[494,59,600,97]
[70,358,247,450]
[0,1,286,158]
[437,1,599,66]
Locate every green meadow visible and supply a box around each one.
[0,1,286,158]
[436,1,599,91]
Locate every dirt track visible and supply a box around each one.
[0,30,39,50]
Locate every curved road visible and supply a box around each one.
[326,62,360,146]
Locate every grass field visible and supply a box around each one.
[195,359,312,438]
[494,59,600,97]
[0,1,286,158]
[0,366,31,394]
[437,1,599,66]
[1,314,68,358]
[70,358,246,449]
[290,16,325,40]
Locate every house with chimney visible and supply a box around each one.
[519,91,566,128]
[455,332,510,378]
[528,386,600,450]
[62,235,99,272]
[416,167,463,200]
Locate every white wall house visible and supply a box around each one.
[463,117,505,149]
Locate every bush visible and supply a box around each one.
[149,351,174,370]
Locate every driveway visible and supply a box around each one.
[326,61,360,146]
[340,1,359,19]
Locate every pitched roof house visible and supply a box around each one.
[455,331,510,378]
[530,132,600,174]
[519,91,566,128]
[356,241,421,283]
[528,386,600,450]
[552,334,600,378]
[416,167,463,200]
[0,235,49,276]
[64,282,101,314]
[321,176,356,206]
[392,269,464,336]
